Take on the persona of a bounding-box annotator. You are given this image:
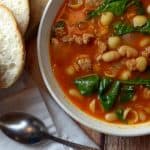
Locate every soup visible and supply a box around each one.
[50,0,150,124]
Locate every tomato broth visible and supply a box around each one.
[50,0,150,124]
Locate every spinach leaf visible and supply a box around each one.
[114,20,150,35]
[114,22,135,35]
[87,0,129,19]
[99,80,120,111]
[99,77,112,95]
[127,0,145,15]
[74,74,100,96]
[104,0,129,16]
[87,0,146,19]
[116,108,125,122]
[121,78,150,86]
[119,85,135,103]
[139,20,150,34]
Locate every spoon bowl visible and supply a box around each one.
[0,112,47,144]
[0,112,98,150]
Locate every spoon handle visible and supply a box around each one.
[44,133,99,150]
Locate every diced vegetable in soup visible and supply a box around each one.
[50,0,150,124]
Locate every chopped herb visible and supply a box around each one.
[119,85,135,103]
[114,22,135,36]
[116,108,126,122]
[114,20,150,35]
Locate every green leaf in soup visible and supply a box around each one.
[74,74,100,96]
[114,22,135,35]
[138,20,150,34]
[103,0,129,16]
[119,85,135,103]
[127,0,145,15]
[99,81,120,111]
[87,0,109,19]
[121,78,150,86]
[116,108,126,122]
[87,0,129,19]
[99,77,112,95]
[114,20,150,36]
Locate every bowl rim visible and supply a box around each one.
[37,0,150,137]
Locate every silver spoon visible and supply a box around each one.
[0,112,99,150]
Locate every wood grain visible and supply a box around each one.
[104,135,150,150]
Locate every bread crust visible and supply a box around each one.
[0,5,25,88]
[0,0,30,35]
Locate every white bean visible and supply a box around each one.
[100,12,114,26]
[108,36,121,49]
[136,56,147,72]
[133,15,147,27]
[102,51,120,62]
[118,45,138,58]
[105,112,117,122]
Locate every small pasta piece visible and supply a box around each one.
[123,108,139,124]
[66,65,75,75]
[143,88,150,99]
[108,36,121,49]
[119,70,131,80]
[138,111,147,122]
[100,12,114,26]
[147,5,150,14]
[105,112,117,122]
[68,0,83,9]
[131,95,137,102]
[140,38,150,47]
[133,15,147,27]
[136,56,147,72]
[102,51,120,62]
[89,99,96,113]
[123,108,132,120]
[69,89,82,99]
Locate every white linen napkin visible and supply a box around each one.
[0,74,99,150]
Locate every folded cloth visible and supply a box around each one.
[0,75,99,150]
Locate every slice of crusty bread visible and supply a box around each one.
[0,0,30,35]
[0,5,25,88]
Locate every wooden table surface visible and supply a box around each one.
[26,1,150,149]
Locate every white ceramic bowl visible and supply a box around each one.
[37,0,150,136]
